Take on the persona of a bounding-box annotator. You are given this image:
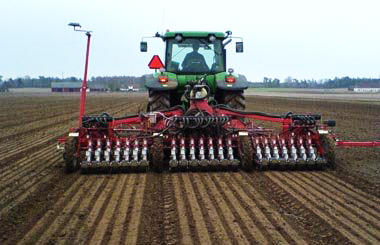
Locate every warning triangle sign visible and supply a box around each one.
[148,55,165,69]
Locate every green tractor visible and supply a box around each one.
[140,31,247,111]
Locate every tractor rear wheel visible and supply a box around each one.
[223,90,246,110]
[150,137,165,172]
[147,90,170,112]
[320,135,336,169]
[63,136,79,173]
[240,136,255,171]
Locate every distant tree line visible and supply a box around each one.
[247,76,380,89]
[1,74,379,90]
[0,75,153,91]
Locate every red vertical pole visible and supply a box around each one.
[79,32,91,127]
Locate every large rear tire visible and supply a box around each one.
[150,137,165,172]
[63,136,79,173]
[320,135,336,169]
[147,90,170,112]
[240,136,255,171]
[223,90,246,110]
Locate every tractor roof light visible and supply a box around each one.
[175,34,183,42]
[208,34,216,43]
[158,75,169,84]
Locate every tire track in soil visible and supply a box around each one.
[136,173,165,244]
[266,172,379,244]
[161,174,181,245]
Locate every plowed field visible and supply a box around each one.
[0,92,379,244]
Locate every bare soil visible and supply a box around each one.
[0,92,379,244]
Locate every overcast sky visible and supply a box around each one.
[1,0,379,82]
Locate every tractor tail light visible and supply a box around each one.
[225,76,236,83]
[158,76,169,84]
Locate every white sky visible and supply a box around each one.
[1,0,379,82]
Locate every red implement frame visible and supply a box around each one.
[78,32,91,128]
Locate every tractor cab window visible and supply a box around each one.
[166,38,224,74]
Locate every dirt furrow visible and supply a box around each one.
[281,172,380,241]
[318,172,380,207]
[72,176,119,244]
[266,172,376,244]
[0,144,53,179]
[179,173,212,244]
[0,131,61,155]
[217,173,289,244]
[230,173,307,244]
[107,174,137,245]
[241,172,350,244]
[18,177,85,244]
[34,177,99,244]
[189,173,233,244]
[296,172,380,227]
[0,132,61,161]
[88,175,127,245]
[200,174,251,244]
[0,155,60,214]
[171,174,195,245]
[56,177,109,245]
[0,101,130,142]
[209,173,271,244]
[0,100,131,149]
[200,175,255,244]
[0,147,57,191]
[0,104,133,168]
[124,174,147,244]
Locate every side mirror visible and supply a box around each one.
[236,42,243,53]
[140,42,148,52]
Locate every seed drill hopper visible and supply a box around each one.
[59,30,380,173]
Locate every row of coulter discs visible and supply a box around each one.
[76,133,330,172]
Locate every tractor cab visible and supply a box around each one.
[140,31,246,111]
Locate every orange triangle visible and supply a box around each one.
[148,55,165,69]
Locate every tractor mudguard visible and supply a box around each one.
[216,78,248,91]
[145,79,178,91]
